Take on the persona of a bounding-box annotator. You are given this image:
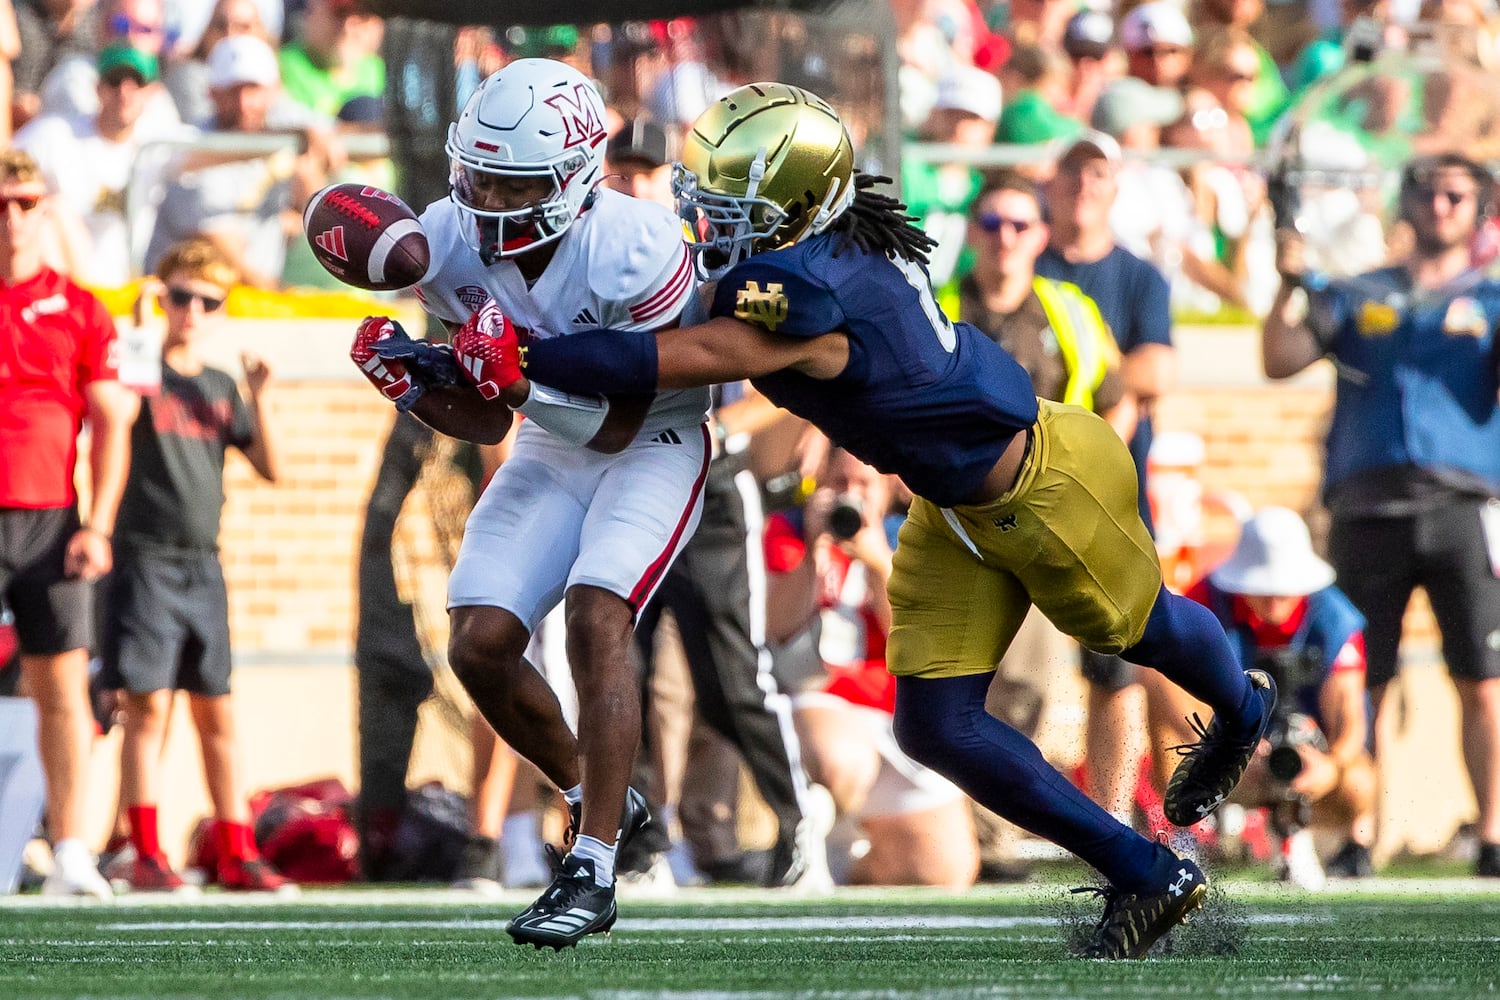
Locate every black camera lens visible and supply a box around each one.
[1268,744,1305,783]
[828,497,864,541]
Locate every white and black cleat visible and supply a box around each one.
[506,853,617,951]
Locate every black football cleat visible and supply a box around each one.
[506,854,617,950]
[1164,669,1276,827]
[1075,857,1207,960]
[1324,840,1375,879]
[565,785,652,852]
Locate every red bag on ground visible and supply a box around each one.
[188,777,360,885]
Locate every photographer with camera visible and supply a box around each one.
[762,448,978,888]
[1187,507,1377,885]
[1265,152,1500,879]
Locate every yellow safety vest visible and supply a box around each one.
[1028,276,1118,411]
[938,275,1118,411]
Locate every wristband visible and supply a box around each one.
[515,382,610,446]
[83,525,112,543]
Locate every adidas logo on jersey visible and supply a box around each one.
[649,429,683,445]
[572,308,598,327]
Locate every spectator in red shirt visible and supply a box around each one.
[0,148,138,898]
[765,448,978,888]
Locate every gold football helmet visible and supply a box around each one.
[674,82,856,279]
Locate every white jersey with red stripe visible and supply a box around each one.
[416,187,709,435]
[446,418,709,628]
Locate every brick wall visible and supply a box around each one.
[220,383,388,655]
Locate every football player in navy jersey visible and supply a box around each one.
[401,83,1277,958]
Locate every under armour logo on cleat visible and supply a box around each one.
[1169,868,1194,897]
[1196,796,1225,818]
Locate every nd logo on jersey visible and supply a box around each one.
[735,281,789,332]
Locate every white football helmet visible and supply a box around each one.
[446,58,609,263]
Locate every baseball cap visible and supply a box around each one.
[97,43,158,84]
[996,90,1081,144]
[207,35,280,88]
[1120,2,1194,52]
[932,66,1003,124]
[1063,10,1115,60]
[608,118,672,168]
[336,95,384,126]
[1209,507,1336,597]
[1091,77,1185,137]
[1057,128,1123,167]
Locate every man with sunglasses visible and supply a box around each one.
[99,236,288,893]
[15,44,187,288]
[946,170,1128,428]
[1265,152,1500,878]
[0,149,139,898]
[23,0,184,130]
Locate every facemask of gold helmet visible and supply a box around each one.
[673,82,856,280]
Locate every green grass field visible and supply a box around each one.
[4,876,1498,999]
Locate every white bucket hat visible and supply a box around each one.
[1209,507,1336,597]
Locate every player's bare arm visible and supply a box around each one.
[655,315,851,387]
[409,384,515,446]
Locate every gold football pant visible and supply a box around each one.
[887,399,1161,679]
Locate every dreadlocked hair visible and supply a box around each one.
[828,172,937,266]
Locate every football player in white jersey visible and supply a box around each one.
[348,58,710,949]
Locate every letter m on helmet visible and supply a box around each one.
[545,84,606,150]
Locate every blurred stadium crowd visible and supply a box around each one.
[2,0,1500,899]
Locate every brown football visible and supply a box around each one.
[302,183,430,291]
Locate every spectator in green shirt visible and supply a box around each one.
[277,0,384,120]
[997,44,1081,144]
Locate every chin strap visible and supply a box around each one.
[809,174,856,237]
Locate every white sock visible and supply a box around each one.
[562,784,584,807]
[570,834,616,887]
[52,838,92,872]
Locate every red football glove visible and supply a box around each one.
[453,300,523,400]
[350,316,419,407]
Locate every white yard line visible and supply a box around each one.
[7,876,1500,911]
[94,912,1324,933]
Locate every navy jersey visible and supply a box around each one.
[710,235,1039,507]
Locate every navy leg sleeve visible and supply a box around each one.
[893,673,1171,893]
[1121,585,1258,732]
